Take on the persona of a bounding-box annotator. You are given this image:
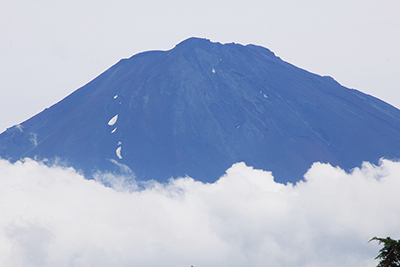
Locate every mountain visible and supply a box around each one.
[1,37,400,183]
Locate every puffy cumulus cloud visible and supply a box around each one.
[1,158,400,267]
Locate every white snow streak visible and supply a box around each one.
[15,124,23,132]
[116,146,122,159]
[108,114,118,126]
[29,133,38,147]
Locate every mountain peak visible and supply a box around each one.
[1,38,400,183]
[175,37,213,46]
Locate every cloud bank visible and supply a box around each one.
[1,158,400,267]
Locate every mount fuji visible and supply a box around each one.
[1,37,400,183]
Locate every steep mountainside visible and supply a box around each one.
[1,37,400,183]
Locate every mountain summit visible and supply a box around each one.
[1,37,400,183]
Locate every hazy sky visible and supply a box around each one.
[1,0,400,132]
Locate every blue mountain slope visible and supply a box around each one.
[1,37,400,183]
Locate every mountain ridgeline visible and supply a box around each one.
[1,37,400,183]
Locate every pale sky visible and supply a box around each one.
[1,0,400,132]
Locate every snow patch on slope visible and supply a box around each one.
[108,115,118,126]
[15,124,23,132]
[116,146,122,159]
[29,133,38,147]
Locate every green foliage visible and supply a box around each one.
[369,236,400,267]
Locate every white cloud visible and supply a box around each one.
[1,158,399,267]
